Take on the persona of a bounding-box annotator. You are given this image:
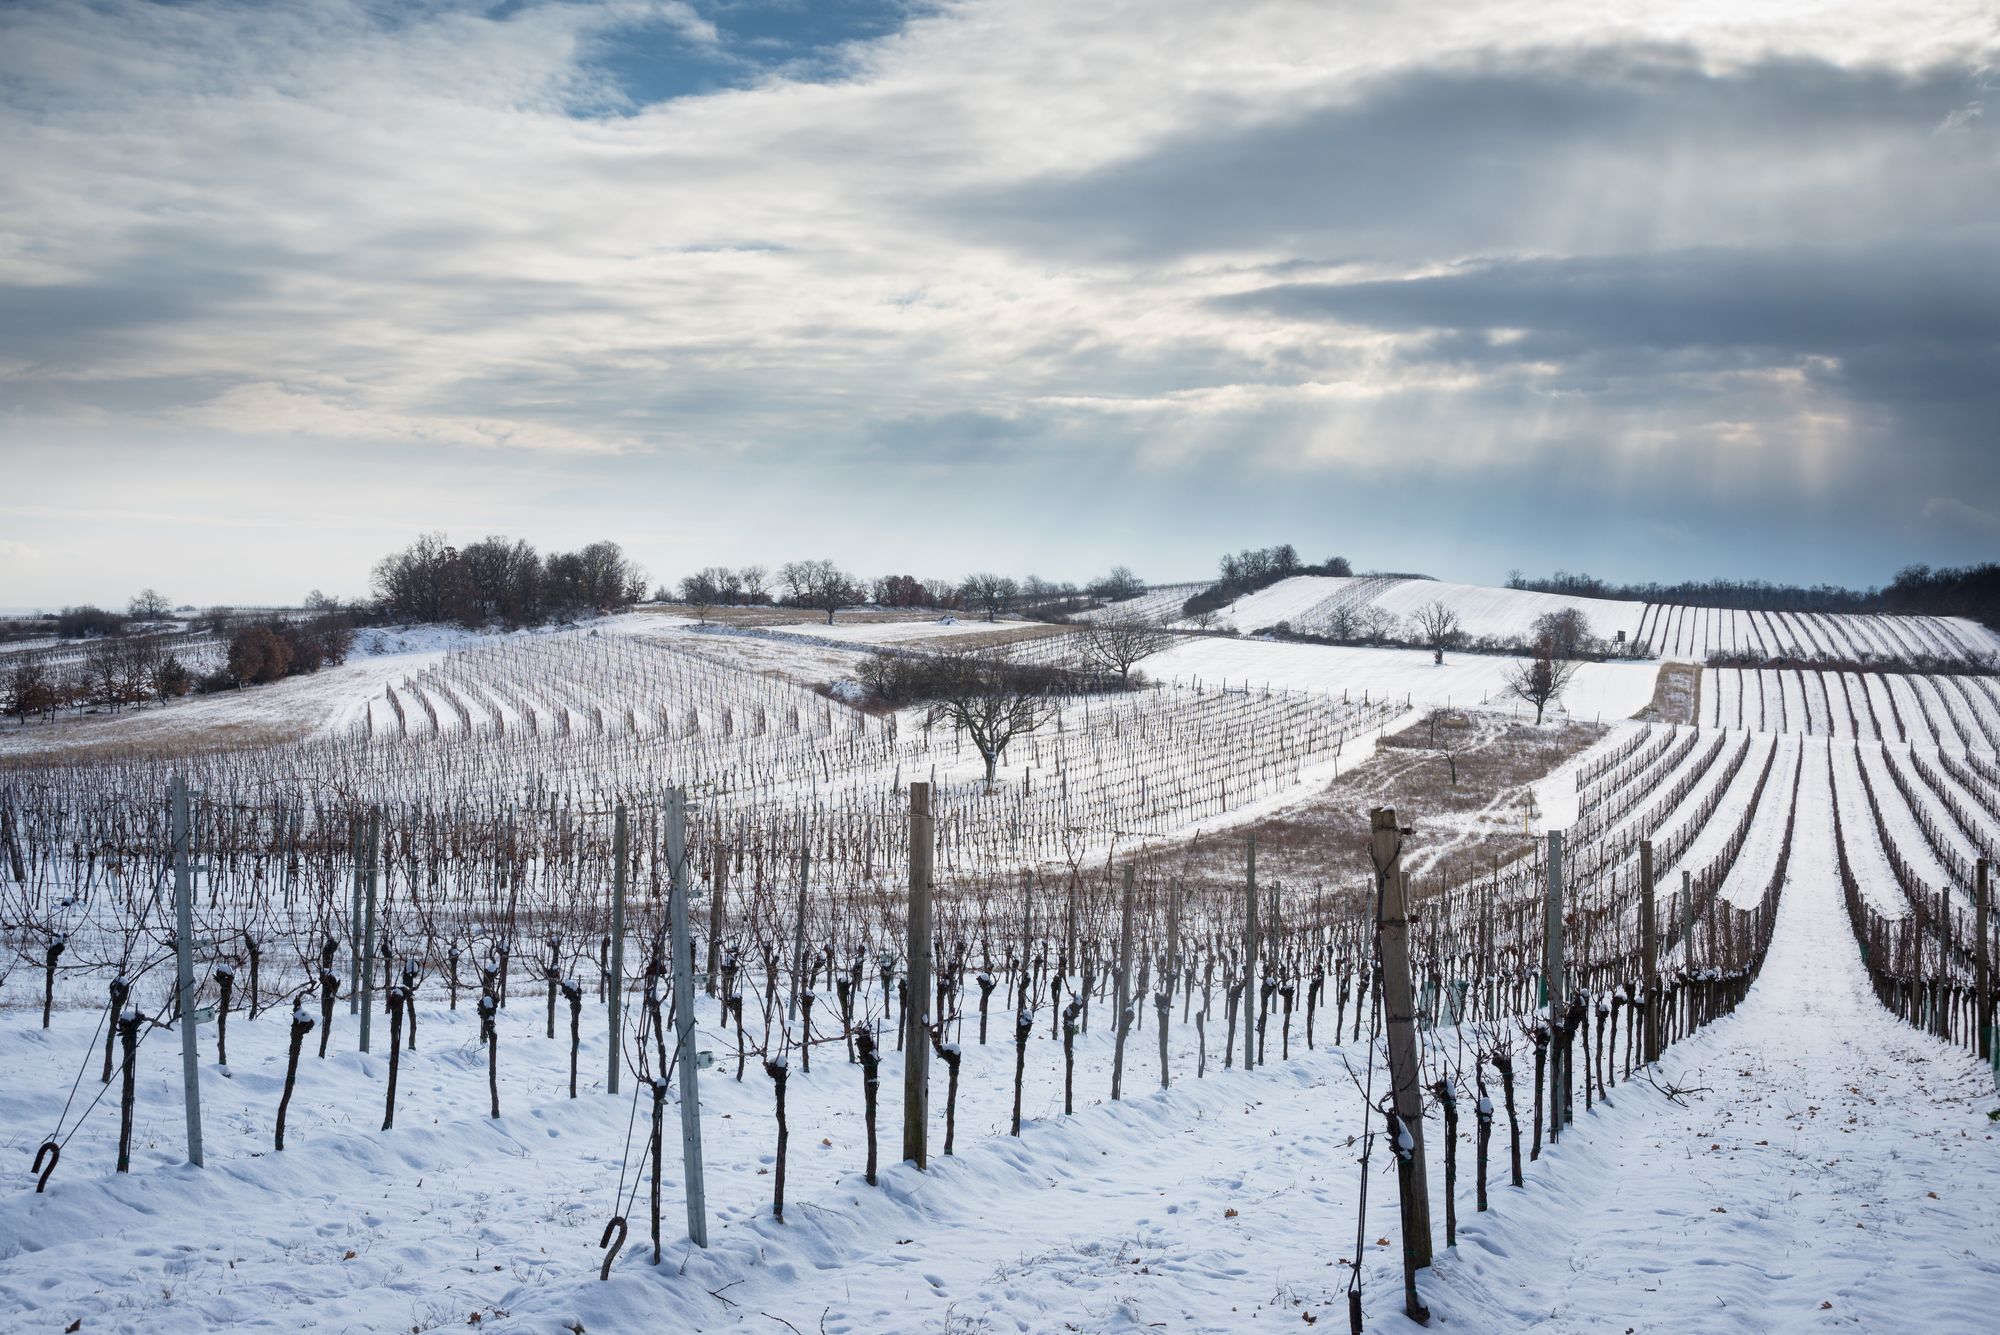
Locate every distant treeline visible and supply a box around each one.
[372,533,648,627]
[1507,563,2000,629]
[1183,545,1354,619]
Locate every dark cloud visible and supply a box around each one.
[1221,243,2000,354]
[948,48,1993,264]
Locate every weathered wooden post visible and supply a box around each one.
[1243,835,1259,1072]
[1976,858,1991,1064]
[1111,862,1135,1100]
[706,833,726,998]
[789,811,811,1020]
[1545,829,1565,1145]
[1371,806,1433,1307]
[171,777,203,1168]
[608,803,627,1097]
[904,782,933,1169]
[1640,838,1660,1065]
[666,788,708,1246]
[348,819,363,1014]
[359,809,379,1053]
[1681,868,1694,952]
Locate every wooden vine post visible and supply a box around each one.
[666,788,708,1246]
[789,811,811,1020]
[904,782,933,1169]
[1243,834,1259,1072]
[1976,858,1991,1064]
[1111,862,1135,1100]
[1545,829,1565,1146]
[359,809,379,1053]
[348,819,363,1013]
[171,776,204,1168]
[1371,806,1433,1313]
[706,832,725,998]
[1640,838,1660,1065]
[608,803,626,1097]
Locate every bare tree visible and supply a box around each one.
[678,569,725,623]
[779,559,858,624]
[739,565,769,604]
[1426,708,1467,785]
[1077,615,1174,685]
[1505,638,1581,725]
[1529,608,1596,660]
[126,588,171,620]
[1091,565,1146,602]
[921,651,1061,785]
[960,572,1019,622]
[1410,599,1463,662]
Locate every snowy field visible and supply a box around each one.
[3,590,1998,1335]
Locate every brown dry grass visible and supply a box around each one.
[0,719,305,770]
[1139,711,1604,907]
[1636,662,1701,726]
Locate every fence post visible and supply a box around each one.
[1243,834,1259,1072]
[608,803,626,1097]
[666,788,707,1246]
[172,776,203,1168]
[904,782,933,1168]
[1111,862,1135,1100]
[359,809,378,1053]
[1545,829,1565,1145]
[1371,807,1432,1314]
[1640,839,1660,1065]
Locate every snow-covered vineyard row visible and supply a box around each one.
[1641,601,1995,663]
[1115,573,1998,664]
[2,613,1995,1334]
[1705,665,2000,746]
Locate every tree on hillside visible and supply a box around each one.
[920,650,1061,785]
[228,626,295,686]
[127,588,171,620]
[1530,608,1596,661]
[1091,566,1146,602]
[960,572,1019,622]
[873,574,927,609]
[1078,614,1175,685]
[4,659,57,722]
[56,606,126,639]
[1506,636,1581,724]
[459,537,543,625]
[372,532,462,623]
[779,559,859,624]
[1411,599,1463,662]
[679,568,726,622]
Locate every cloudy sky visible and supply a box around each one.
[1,0,1995,608]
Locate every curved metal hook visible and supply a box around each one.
[597,1215,628,1281]
[33,1139,60,1193]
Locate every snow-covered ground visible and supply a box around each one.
[4,600,1997,1334]
[1152,634,1660,725]
[1419,745,2000,1334]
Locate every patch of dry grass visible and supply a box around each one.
[1140,712,1604,907]
[1635,662,1701,726]
[0,719,306,770]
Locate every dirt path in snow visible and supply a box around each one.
[1417,743,2000,1333]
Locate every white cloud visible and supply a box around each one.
[0,0,1992,595]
